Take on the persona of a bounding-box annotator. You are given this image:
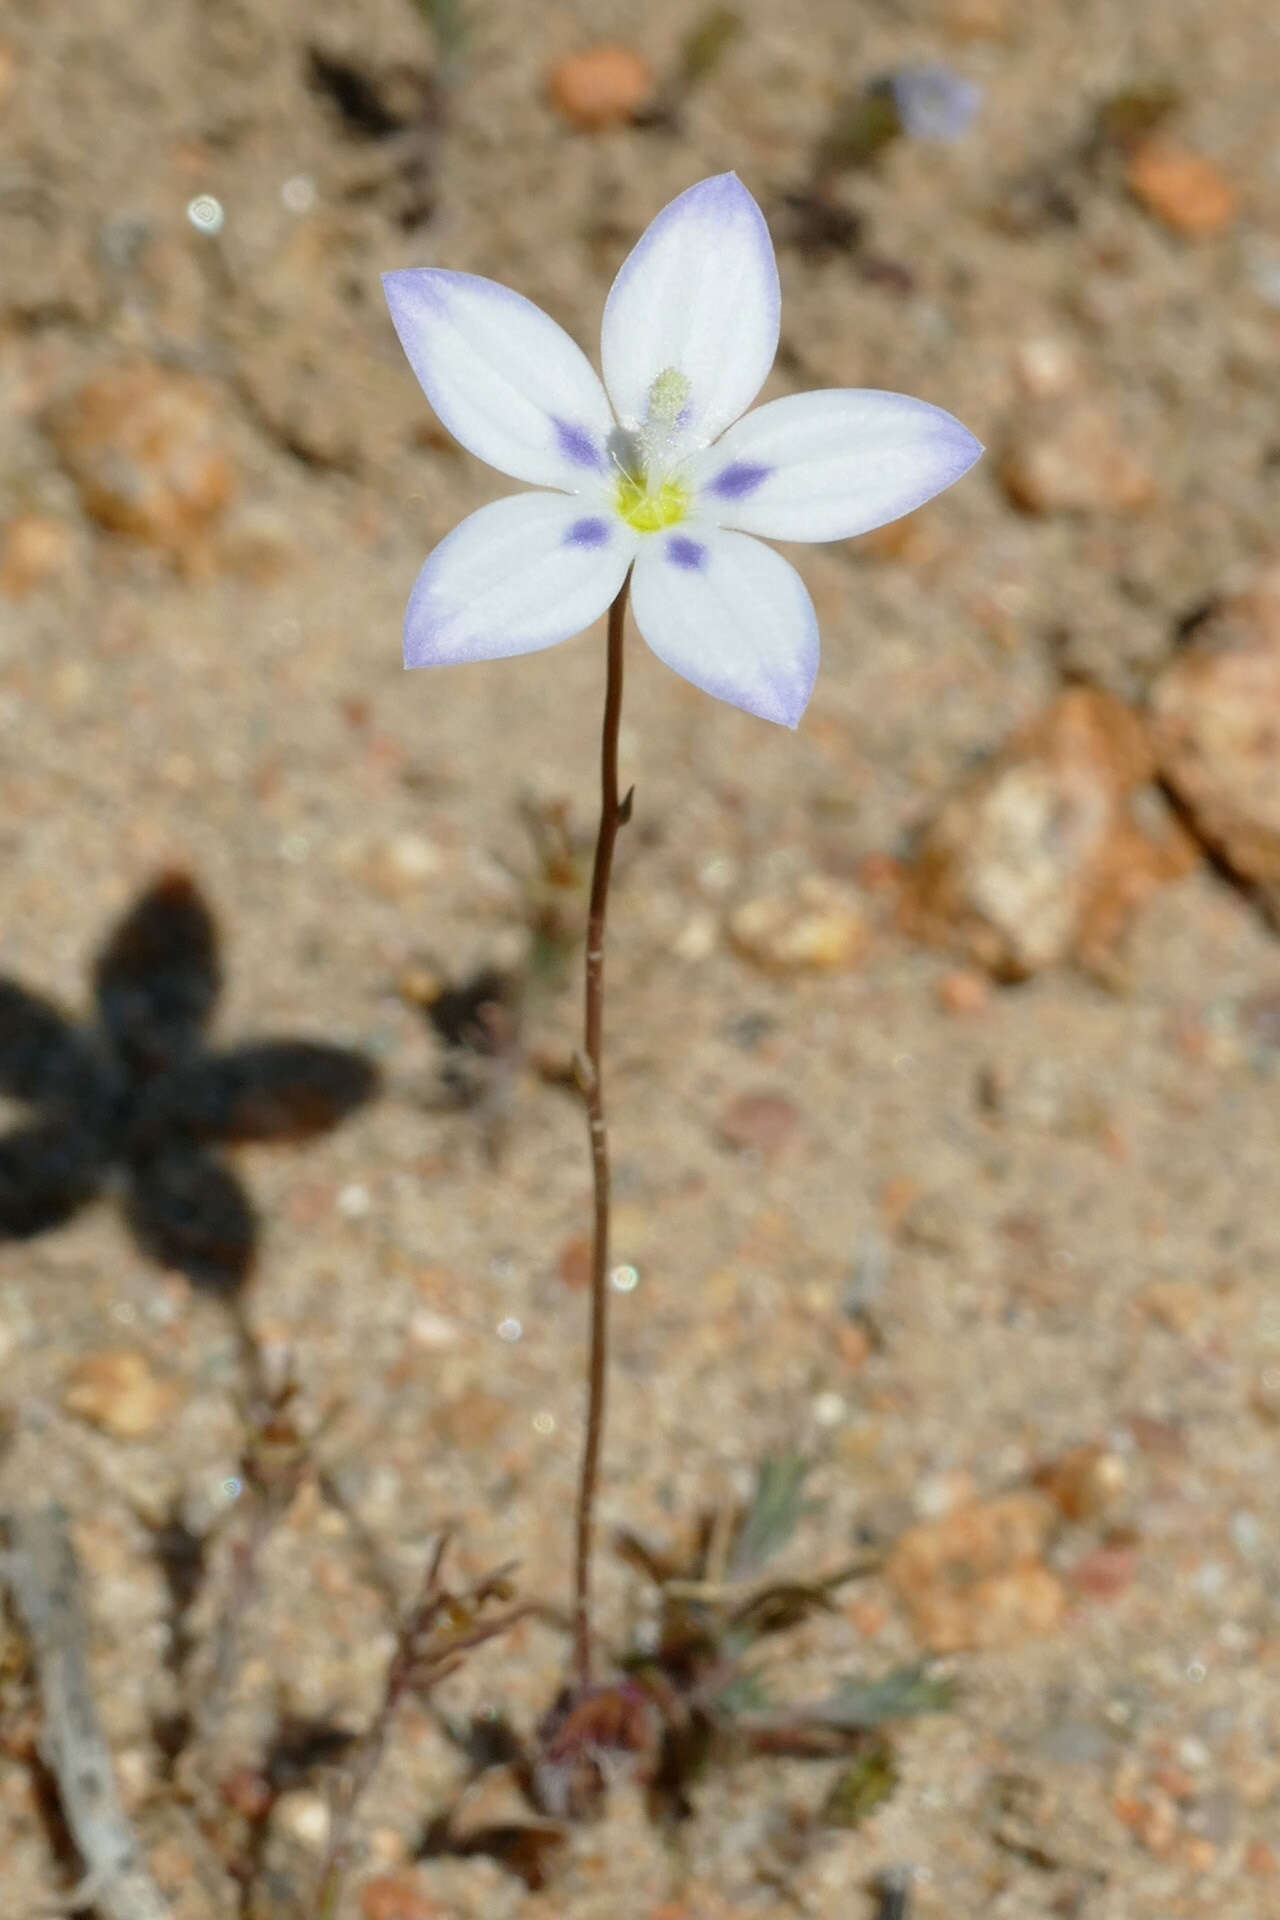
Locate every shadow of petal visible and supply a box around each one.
[125,1147,255,1295]
[0,1120,105,1237]
[93,872,221,1076]
[138,1042,380,1144]
[0,979,102,1109]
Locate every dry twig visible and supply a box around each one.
[2,1503,170,1920]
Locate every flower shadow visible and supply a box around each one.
[0,871,379,1295]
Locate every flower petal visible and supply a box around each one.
[691,389,983,542]
[601,174,780,450]
[405,493,637,668]
[383,270,616,489]
[630,527,818,728]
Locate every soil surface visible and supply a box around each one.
[2,1,1280,1916]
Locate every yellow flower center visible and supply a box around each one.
[614,471,690,533]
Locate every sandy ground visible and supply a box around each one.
[2,0,1280,1914]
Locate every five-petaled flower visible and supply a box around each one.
[383,173,981,728]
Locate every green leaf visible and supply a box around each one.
[729,1455,813,1576]
[828,1663,955,1729]
[821,1732,899,1828]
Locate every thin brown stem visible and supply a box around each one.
[316,1534,527,1919]
[572,573,632,1689]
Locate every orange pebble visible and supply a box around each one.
[937,967,990,1016]
[1126,140,1238,238]
[548,44,655,130]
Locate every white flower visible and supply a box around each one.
[383,173,981,728]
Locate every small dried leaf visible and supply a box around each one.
[821,1732,900,1828]
[1092,83,1181,154]
[421,1766,566,1890]
[614,1525,686,1588]
[818,90,902,172]
[264,1713,358,1791]
[425,969,520,1056]
[728,1576,839,1639]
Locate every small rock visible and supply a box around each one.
[1150,566,1280,919]
[0,42,16,110]
[729,873,867,972]
[366,832,443,900]
[936,967,989,1016]
[0,513,75,598]
[435,1388,512,1450]
[913,1467,978,1521]
[360,1875,444,1920]
[887,1490,1066,1652]
[935,0,1009,38]
[63,1349,180,1440]
[1246,1840,1279,1879]
[216,505,294,583]
[1180,1835,1219,1875]
[548,45,655,129]
[835,1322,872,1370]
[1134,1787,1179,1857]
[221,1767,275,1821]
[1249,1366,1280,1425]
[1034,1444,1127,1522]
[1012,336,1079,401]
[904,688,1196,977]
[1126,139,1239,238]
[408,1307,460,1350]
[1137,1278,1203,1336]
[1001,403,1155,515]
[717,1090,800,1156]
[273,1789,330,1851]
[672,910,717,961]
[49,364,235,560]
[1069,1542,1138,1600]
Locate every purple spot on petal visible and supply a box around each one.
[667,536,707,571]
[709,461,772,500]
[566,517,609,549]
[553,418,603,470]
